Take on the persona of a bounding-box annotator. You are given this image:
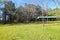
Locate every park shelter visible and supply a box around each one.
[37,16,58,21]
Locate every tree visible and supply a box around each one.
[18,4,44,22]
[2,1,15,24]
[15,6,25,23]
[0,0,7,24]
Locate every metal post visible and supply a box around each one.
[40,0,45,27]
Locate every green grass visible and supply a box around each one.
[0,22,60,40]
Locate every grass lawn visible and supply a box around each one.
[0,21,60,40]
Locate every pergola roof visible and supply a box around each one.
[37,16,58,19]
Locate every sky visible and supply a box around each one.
[0,0,60,9]
[10,0,60,9]
[0,0,60,17]
[0,0,58,15]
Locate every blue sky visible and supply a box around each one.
[0,0,57,15]
[0,0,60,16]
[10,0,60,9]
[0,0,60,9]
